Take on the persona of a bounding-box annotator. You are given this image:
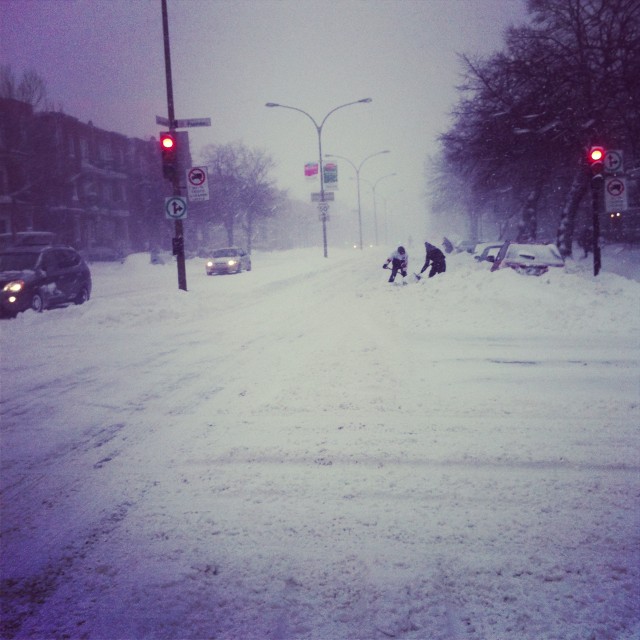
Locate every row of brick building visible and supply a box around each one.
[0,97,190,257]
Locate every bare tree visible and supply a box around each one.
[0,65,49,109]
[200,142,277,249]
[435,0,640,252]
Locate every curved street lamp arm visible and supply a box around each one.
[324,153,357,173]
[373,172,397,191]
[359,149,390,172]
[265,103,320,130]
[319,98,372,130]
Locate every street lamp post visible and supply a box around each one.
[265,98,372,257]
[382,189,404,245]
[362,173,397,246]
[324,150,390,250]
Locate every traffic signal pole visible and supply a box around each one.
[588,146,605,277]
[161,0,187,291]
[591,178,603,276]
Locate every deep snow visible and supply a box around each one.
[1,244,639,640]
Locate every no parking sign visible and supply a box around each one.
[604,177,628,212]
[186,166,210,202]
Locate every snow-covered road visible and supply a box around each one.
[1,247,639,639]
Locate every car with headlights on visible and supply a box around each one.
[205,247,251,275]
[0,245,92,317]
[490,242,564,276]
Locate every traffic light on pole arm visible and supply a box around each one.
[160,132,178,180]
[588,146,605,178]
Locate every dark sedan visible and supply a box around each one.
[0,245,92,317]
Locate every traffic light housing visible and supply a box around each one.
[160,132,178,180]
[588,146,605,178]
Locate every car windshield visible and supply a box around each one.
[212,249,238,258]
[505,244,564,266]
[0,252,39,271]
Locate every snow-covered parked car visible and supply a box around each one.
[490,242,565,276]
[474,241,505,264]
[205,247,252,275]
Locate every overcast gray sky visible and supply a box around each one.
[1,0,528,242]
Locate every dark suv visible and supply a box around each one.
[0,245,92,317]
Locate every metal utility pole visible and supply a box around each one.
[591,177,603,276]
[161,0,187,291]
[265,98,372,258]
[587,146,606,277]
[325,150,390,250]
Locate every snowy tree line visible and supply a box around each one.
[431,0,640,254]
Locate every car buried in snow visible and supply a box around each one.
[0,245,92,317]
[474,242,505,265]
[490,242,565,276]
[205,247,252,275]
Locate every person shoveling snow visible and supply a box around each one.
[383,246,409,283]
[415,240,446,280]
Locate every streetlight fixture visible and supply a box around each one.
[265,98,372,257]
[324,150,390,250]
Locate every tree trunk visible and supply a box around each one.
[225,222,234,246]
[516,180,543,243]
[246,211,254,254]
[556,169,589,258]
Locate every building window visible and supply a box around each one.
[99,142,112,162]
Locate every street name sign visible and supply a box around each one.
[155,116,211,129]
[175,118,211,128]
[311,192,334,202]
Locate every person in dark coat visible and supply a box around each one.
[383,246,408,283]
[418,241,446,278]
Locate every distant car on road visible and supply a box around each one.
[491,242,565,276]
[0,245,92,317]
[205,247,252,275]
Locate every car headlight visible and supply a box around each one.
[3,280,25,293]
[227,259,237,266]
[206,260,214,267]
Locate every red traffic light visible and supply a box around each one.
[589,146,604,163]
[588,146,605,178]
[160,132,176,150]
[160,132,178,180]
